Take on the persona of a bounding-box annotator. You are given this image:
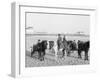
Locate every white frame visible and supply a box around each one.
[11,2,96,78]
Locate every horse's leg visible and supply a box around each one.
[66,48,70,56]
[58,46,59,51]
[42,51,45,61]
[66,45,71,56]
[31,50,34,57]
[67,51,70,56]
[38,51,41,60]
[39,52,44,61]
[31,51,33,57]
[78,50,82,58]
[57,44,60,51]
[84,50,88,60]
[62,48,65,57]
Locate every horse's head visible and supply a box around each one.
[86,41,90,48]
[41,40,48,49]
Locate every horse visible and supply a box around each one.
[63,40,90,60]
[77,40,90,60]
[31,40,48,61]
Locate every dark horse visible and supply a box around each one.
[77,40,90,60]
[31,40,48,61]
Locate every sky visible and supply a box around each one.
[26,13,90,35]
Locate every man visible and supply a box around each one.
[63,35,66,42]
[57,34,62,50]
[62,35,68,57]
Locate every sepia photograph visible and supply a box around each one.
[25,12,90,67]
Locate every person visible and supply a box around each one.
[73,40,77,50]
[63,35,66,42]
[57,34,62,50]
[62,35,68,57]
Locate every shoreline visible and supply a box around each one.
[25,33,89,37]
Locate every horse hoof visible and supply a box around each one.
[40,58,44,61]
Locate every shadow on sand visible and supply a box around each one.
[25,50,39,59]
